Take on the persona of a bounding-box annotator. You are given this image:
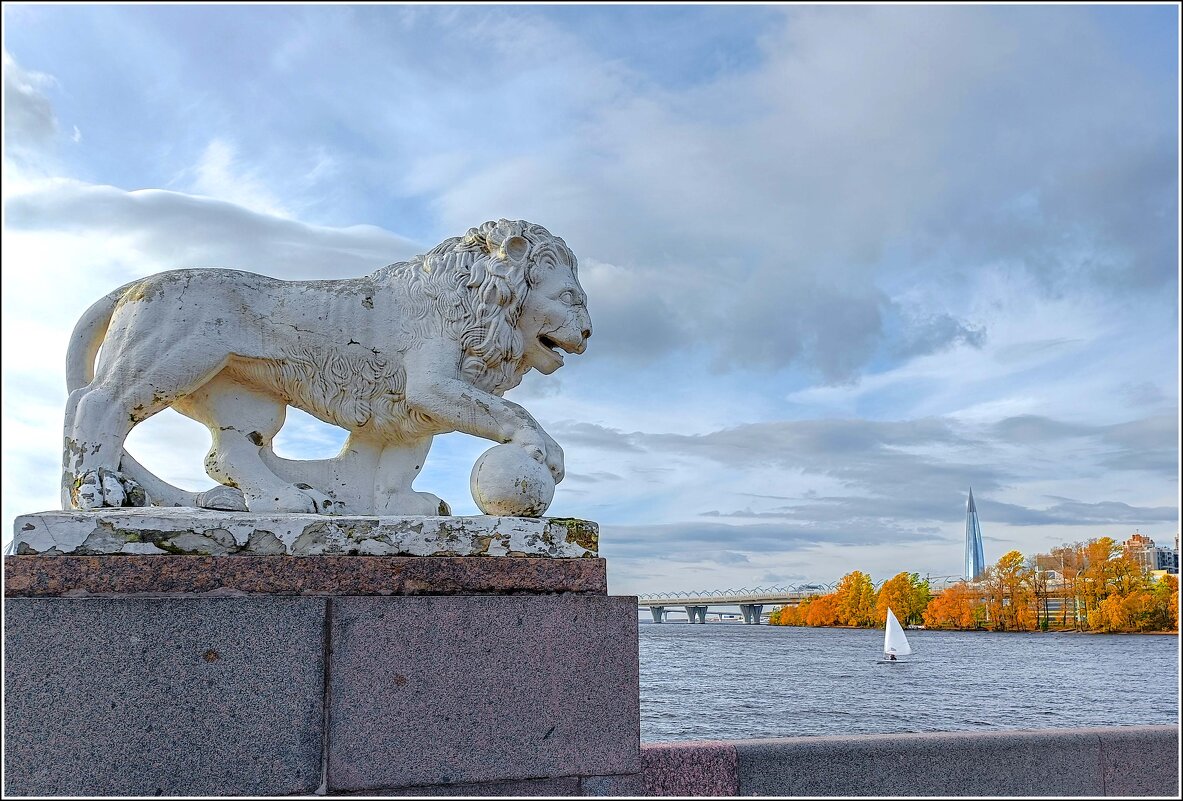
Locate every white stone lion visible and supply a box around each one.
[62,219,591,516]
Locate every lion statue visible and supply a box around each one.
[61,219,591,516]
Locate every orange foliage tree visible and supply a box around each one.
[982,550,1036,631]
[1151,573,1178,632]
[805,594,840,626]
[923,581,984,629]
[875,572,926,625]
[834,571,877,627]
[766,539,1178,634]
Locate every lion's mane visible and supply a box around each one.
[237,220,575,441]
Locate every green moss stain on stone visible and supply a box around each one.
[550,518,598,553]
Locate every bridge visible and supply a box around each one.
[637,577,965,624]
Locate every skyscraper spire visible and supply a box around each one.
[965,487,986,580]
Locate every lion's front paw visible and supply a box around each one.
[378,490,451,516]
[246,483,336,515]
[72,468,147,509]
[543,438,564,484]
[511,428,564,482]
[196,485,248,512]
[548,459,564,484]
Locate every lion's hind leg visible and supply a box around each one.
[176,374,333,514]
[65,343,228,508]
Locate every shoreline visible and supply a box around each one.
[761,624,1179,635]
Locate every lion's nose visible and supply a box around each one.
[581,328,592,341]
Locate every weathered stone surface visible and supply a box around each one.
[471,443,556,516]
[581,773,646,796]
[1098,725,1179,796]
[642,741,739,796]
[13,508,597,557]
[61,220,589,519]
[327,594,640,791]
[3,597,325,797]
[733,728,1107,796]
[343,777,583,796]
[4,554,607,596]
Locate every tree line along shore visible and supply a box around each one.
[768,537,1179,634]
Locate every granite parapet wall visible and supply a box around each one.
[639,727,1180,797]
[3,554,636,798]
[4,555,1176,797]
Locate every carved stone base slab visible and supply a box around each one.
[13,509,598,558]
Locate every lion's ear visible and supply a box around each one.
[501,235,529,263]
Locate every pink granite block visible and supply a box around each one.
[3,554,607,596]
[327,594,640,791]
[4,597,325,796]
[341,777,583,796]
[642,741,739,796]
[1098,725,1179,796]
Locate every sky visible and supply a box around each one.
[2,3,1179,596]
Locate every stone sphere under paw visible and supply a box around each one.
[470,444,555,517]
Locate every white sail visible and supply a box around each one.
[884,608,912,657]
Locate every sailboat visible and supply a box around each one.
[881,608,913,663]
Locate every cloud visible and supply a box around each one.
[176,138,292,218]
[888,309,987,361]
[413,6,1176,383]
[551,412,1177,540]
[989,414,1178,478]
[3,49,58,154]
[5,179,421,279]
[979,498,1179,527]
[549,422,645,454]
[991,415,1096,443]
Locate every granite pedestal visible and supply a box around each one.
[3,512,639,797]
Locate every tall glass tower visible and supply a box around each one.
[965,488,986,581]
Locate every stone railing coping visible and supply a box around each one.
[3,555,608,596]
[637,725,1180,797]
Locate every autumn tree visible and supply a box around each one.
[1031,538,1176,633]
[875,572,925,625]
[911,574,933,622]
[923,581,984,629]
[981,550,1035,631]
[1080,537,1121,627]
[1150,573,1179,632]
[805,593,840,627]
[834,571,877,627]
[1048,544,1086,628]
[1027,555,1053,630]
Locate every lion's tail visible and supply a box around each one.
[65,283,134,392]
[62,280,249,512]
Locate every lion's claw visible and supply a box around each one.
[73,469,146,509]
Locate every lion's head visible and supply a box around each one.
[383,219,591,395]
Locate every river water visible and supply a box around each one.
[639,623,1180,742]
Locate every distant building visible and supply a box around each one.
[1123,532,1157,573]
[965,488,986,581]
[1154,547,1178,574]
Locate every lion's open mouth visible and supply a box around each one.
[529,334,567,374]
[539,334,566,362]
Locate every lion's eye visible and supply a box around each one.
[559,290,580,305]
